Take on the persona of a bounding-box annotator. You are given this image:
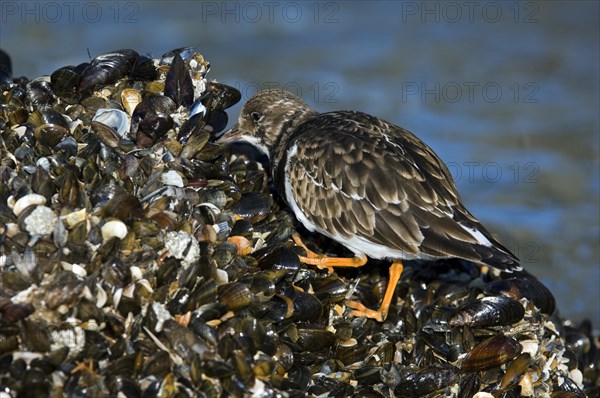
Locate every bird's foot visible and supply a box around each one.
[346,261,404,322]
[346,300,386,322]
[291,233,367,272]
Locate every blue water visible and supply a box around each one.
[1,1,598,324]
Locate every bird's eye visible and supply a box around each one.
[251,112,262,122]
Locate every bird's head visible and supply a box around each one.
[218,89,318,160]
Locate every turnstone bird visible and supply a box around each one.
[219,89,521,321]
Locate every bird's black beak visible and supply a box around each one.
[216,124,244,144]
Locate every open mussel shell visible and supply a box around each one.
[93,108,130,136]
[160,47,196,64]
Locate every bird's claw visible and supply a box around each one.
[346,300,386,322]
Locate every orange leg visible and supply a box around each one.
[346,261,403,322]
[292,233,367,274]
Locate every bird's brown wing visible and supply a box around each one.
[285,111,520,271]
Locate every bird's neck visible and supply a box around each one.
[270,108,319,182]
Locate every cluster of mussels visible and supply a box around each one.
[0,48,598,398]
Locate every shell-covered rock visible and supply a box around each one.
[0,48,597,398]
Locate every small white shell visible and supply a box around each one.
[112,288,123,309]
[63,208,87,228]
[101,220,128,242]
[137,279,154,294]
[130,266,143,281]
[161,170,184,187]
[62,262,87,277]
[520,339,539,356]
[569,368,583,388]
[215,268,229,284]
[5,223,20,238]
[95,283,108,308]
[518,372,534,396]
[11,193,46,216]
[14,125,27,138]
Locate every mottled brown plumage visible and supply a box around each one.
[220,89,520,321]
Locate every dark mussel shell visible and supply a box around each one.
[129,54,157,81]
[131,94,176,122]
[0,301,34,323]
[164,53,194,107]
[290,290,324,322]
[50,66,81,101]
[230,192,272,224]
[206,82,241,112]
[34,123,69,150]
[394,364,460,397]
[177,110,206,146]
[0,48,12,90]
[26,80,57,110]
[28,109,69,130]
[77,49,139,93]
[206,109,229,135]
[449,296,525,328]
[460,335,521,372]
[484,273,556,315]
[130,94,176,146]
[499,353,531,391]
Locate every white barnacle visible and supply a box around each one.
[163,230,200,268]
[24,205,57,236]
